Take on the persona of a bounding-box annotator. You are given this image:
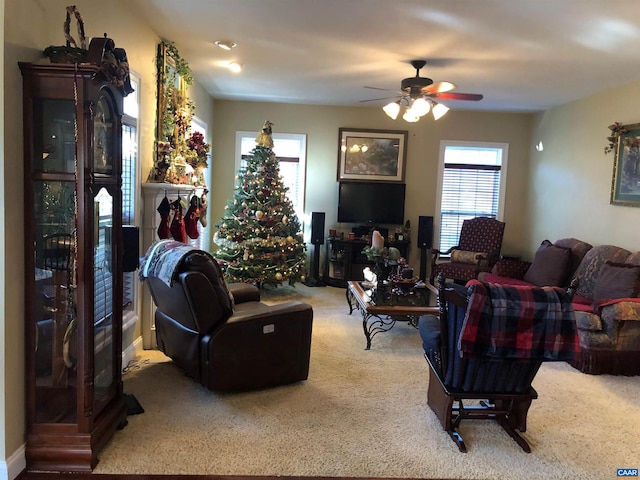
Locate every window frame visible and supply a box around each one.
[434,140,509,252]
[121,72,141,324]
[235,131,307,218]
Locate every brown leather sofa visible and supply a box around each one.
[143,248,313,392]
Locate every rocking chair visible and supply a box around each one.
[418,274,578,452]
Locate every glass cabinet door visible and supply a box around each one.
[36,99,76,173]
[32,180,77,423]
[93,94,116,174]
[93,187,115,415]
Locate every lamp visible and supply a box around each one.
[383,101,400,120]
[431,102,450,120]
[411,97,431,117]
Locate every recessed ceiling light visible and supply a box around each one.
[227,62,243,73]
[215,40,237,50]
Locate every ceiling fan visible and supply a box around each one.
[362,60,483,122]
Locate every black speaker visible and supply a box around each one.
[122,225,140,272]
[310,212,325,245]
[417,215,434,249]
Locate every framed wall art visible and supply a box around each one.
[337,128,408,182]
[609,122,640,207]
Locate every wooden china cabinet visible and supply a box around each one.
[19,62,127,472]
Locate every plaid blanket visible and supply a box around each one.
[459,280,579,360]
[139,239,204,287]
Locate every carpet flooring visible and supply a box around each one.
[94,284,640,479]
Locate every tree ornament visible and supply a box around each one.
[255,210,264,220]
[282,215,288,224]
[275,272,283,281]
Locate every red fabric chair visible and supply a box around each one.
[430,217,505,285]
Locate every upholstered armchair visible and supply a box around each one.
[430,217,505,285]
[141,241,313,392]
[419,275,578,452]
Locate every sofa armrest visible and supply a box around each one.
[598,299,640,322]
[228,282,261,304]
[491,259,531,279]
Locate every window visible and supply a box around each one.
[435,141,508,252]
[121,73,139,317]
[235,132,307,218]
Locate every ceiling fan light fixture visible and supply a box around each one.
[432,102,450,120]
[411,97,431,117]
[402,108,420,123]
[383,101,400,120]
[214,40,237,50]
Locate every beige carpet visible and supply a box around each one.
[95,284,640,479]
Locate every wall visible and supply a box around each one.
[211,100,533,269]
[1,0,209,475]
[530,80,640,254]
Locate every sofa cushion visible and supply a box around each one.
[593,261,640,303]
[481,273,535,287]
[523,240,572,287]
[572,245,632,299]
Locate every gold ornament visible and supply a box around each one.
[300,275,306,281]
[282,215,288,224]
[255,210,264,220]
[275,272,283,281]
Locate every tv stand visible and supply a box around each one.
[323,237,409,288]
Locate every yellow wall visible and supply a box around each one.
[530,80,640,254]
[211,100,534,269]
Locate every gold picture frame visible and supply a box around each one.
[610,122,640,207]
[337,128,408,182]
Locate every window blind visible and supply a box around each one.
[439,164,500,252]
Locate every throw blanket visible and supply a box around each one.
[459,280,579,361]
[139,239,204,287]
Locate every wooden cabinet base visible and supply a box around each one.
[26,397,127,472]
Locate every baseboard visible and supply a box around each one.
[3,442,26,480]
[123,335,144,368]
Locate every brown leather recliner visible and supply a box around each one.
[144,249,313,392]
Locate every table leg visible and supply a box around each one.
[346,288,355,314]
[362,314,398,350]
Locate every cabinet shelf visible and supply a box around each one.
[323,238,409,288]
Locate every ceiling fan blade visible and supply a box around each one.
[422,81,456,94]
[431,92,484,101]
[363,85,397,92]
[360,95,399,103]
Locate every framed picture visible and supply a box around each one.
[337,128,408,182]
[611,122,640,207]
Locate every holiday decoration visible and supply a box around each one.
[185,195,201,239]
[156,196,171,239]
[214,121,306,286]
[170,198,187,243]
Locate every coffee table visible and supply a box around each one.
[346,280,440,349]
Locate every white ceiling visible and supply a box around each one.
[127,0,640,113]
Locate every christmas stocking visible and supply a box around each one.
[170,198,187,243]
[199,189,208,227]
[156,196,171,239]
[185,196,201,239]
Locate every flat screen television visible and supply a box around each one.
[337,181,406,225]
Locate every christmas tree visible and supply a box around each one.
[214,121,307,286]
